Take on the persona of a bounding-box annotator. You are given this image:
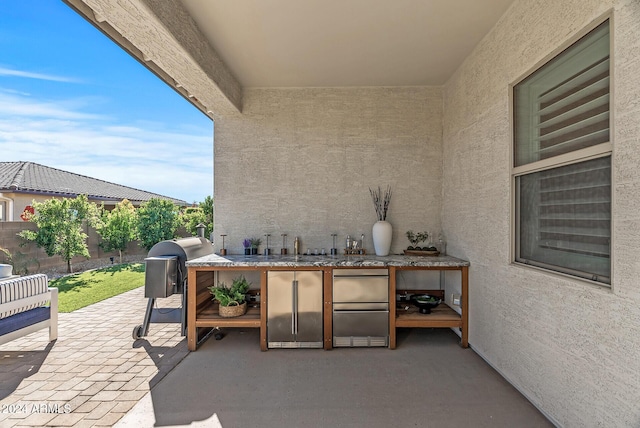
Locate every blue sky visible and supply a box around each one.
[0,1,214,204]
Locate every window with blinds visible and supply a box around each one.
[513,19,611,285]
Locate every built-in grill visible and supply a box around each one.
[133,236,214,340]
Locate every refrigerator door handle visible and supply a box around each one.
[293,280,299,334]
[291,279,295,335]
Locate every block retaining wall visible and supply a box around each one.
[0,221,150,275]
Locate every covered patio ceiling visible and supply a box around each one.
[65,0,515,115]
[179,0,515,88]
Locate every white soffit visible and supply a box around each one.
[180,0,515,88]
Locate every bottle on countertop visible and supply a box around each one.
[346,235,351,250]
[437,233,447,256]
[294,236,300,255]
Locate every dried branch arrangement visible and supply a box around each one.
[369,185,392,221]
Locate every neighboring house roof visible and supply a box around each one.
[0,161,187,206]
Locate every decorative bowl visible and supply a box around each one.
[410,294,442,314]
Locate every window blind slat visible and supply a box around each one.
[539,101,608,137]
[537,128,609,158]
[538,59,609,109]
[538,91,608,129]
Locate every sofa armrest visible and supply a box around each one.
[0,287,58,345]
[0,290,53,315]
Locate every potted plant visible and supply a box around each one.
[208,275,251,317]
[243,238,252,255]
[405,230,429,250]
[250,238,261,255]
[404,230,439,256]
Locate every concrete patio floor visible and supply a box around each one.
[0,287,554,427]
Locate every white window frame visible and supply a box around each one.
[510,14,614,286]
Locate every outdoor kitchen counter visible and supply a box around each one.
[186,253,470,268]
[186,254,469,351]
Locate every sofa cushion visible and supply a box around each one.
[0,274,49,319]
[0,307,50,335]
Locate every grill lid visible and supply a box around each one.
[147,237,214,262]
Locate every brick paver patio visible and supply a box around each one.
[0,287,188,427]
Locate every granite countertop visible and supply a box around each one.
[186,253,469,268]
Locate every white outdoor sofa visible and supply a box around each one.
[0,273,58,346]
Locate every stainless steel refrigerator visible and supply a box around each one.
[267,270,323,348]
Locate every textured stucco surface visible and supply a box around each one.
[442,0,640,426]
[214,87,443,257]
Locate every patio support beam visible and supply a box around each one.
[63,0,243,118]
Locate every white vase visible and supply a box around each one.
[372,220,392,256]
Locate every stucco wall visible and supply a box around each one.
[442,0,640,426]
[214,87,443,256]
[4,194,34,221]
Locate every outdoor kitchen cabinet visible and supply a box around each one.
[187,266,333,351]
[186,255,469,351]
[187,267,266,351]
[389,265,469,349]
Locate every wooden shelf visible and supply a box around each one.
[389,267,469,349]
[195,302,261,328]
[395,304,462,328]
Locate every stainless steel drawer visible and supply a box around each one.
[333,270,389,303]
[333,309,389,338]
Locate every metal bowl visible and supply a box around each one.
[410,294,441,314]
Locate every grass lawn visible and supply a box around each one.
[51,263,145,312]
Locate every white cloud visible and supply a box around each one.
[0,93,213,203]
[0,87,31,96]
[0,66,82,83]
[0,93,105,120]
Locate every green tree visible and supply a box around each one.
[180,196,213,237]
[201,195,214,235]
[136,198,180,250]
[180,206,207,237]
[97,199,138,264]
[18,195,100,273]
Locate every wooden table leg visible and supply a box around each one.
[323,268,333,350]
[461,266,469,348]
[187,268,197,351]
[260,270,268,351]
[389,267,397,349]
